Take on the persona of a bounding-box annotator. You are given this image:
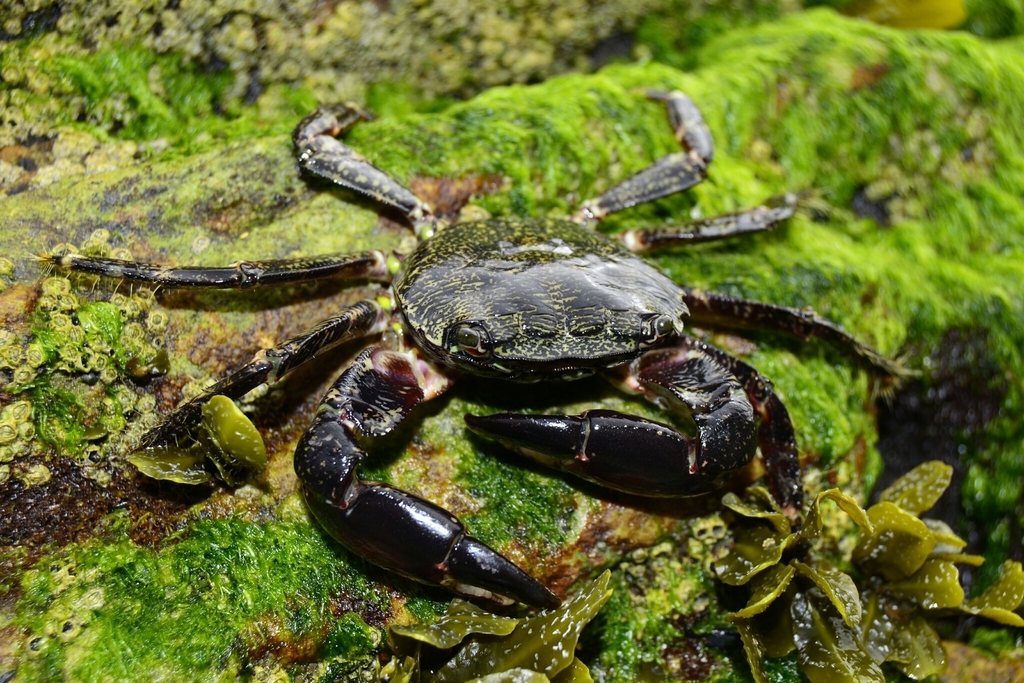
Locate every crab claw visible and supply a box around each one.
[302,481,559,609]
[445,535,561,610]
[465,410,735,497]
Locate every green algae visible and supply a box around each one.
[588,540,736,682]
[9,516,391,682]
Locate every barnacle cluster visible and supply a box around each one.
[0,230,169,481]
[383,571,611,682]
[0,127,141,194]
[0,0,658,150]
[718,461,1024,682]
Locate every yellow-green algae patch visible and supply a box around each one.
[2,8,1024,681]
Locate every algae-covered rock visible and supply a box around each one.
[0,0,666,155]
[2,8,1024,682]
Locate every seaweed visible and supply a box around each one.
[721,461,1024,682]
[384,572,612,683]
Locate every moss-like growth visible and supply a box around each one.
[10,517,392,682]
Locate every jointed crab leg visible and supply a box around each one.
[44,251,391,289]
[572,90,713,223]
[294,103,437,234]
[618,194,798,252]
[680,287,907,379]
[294,345,560,609]
[465,339,763,500]
[138,300,389,449]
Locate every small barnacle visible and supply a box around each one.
[111,385,137,412]
[10,401,32,424]
[57,294,78,311]
[0,257,14,278]
[0,344,23,368]
[134,288,156,309]
[8,440,28,458]
[0,421,17,446]
[50,312,73,331]
[13,365,37,386]
[18,421,35,441]
[41,277,71,297]
[58,617,84,642]
[109,292,128,309]
[67,326,85,344]
[48,243,78,257]
[136,393,157,414]
[80,238,110,258]
[36,294,59,311]
[87,339,112,356]
[25,342,48,368]
[123,298,142,319]
[89,229,111,243]
[99,366,119,385]
[56,349,84,373]
[86,352,107,372]
[21,463,51,486]
[122,322,145,341]
[140,412,161,429]
[146,310,168,331]
[110,248,133,261]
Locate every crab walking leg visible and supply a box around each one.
[294,103,437,235]
[637,337,802,511]
[138,300,388,449]
[43,251,391,289]
[294,346,560,609]
[617,194,798,252]
[680,287,907,379]
[572,90,713,223]
[465,342,761,499]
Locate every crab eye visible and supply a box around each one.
[641,313,676,344]
[451,323,492,358]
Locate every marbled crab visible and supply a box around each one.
[48,92,903,609]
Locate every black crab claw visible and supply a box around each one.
[465,410,734,498]
[294,346,559,610]
[302,478,559,610]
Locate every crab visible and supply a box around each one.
[47,91,903,610]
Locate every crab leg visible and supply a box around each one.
[466,337,772,501]
[638,337,802,511]
[617,193,798,252]
[43,251,391,289]
[680,287,907,379]
[138,299,388,449]
[294,345,559,609]
[572,90,713,223]
[294,103,437,236]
